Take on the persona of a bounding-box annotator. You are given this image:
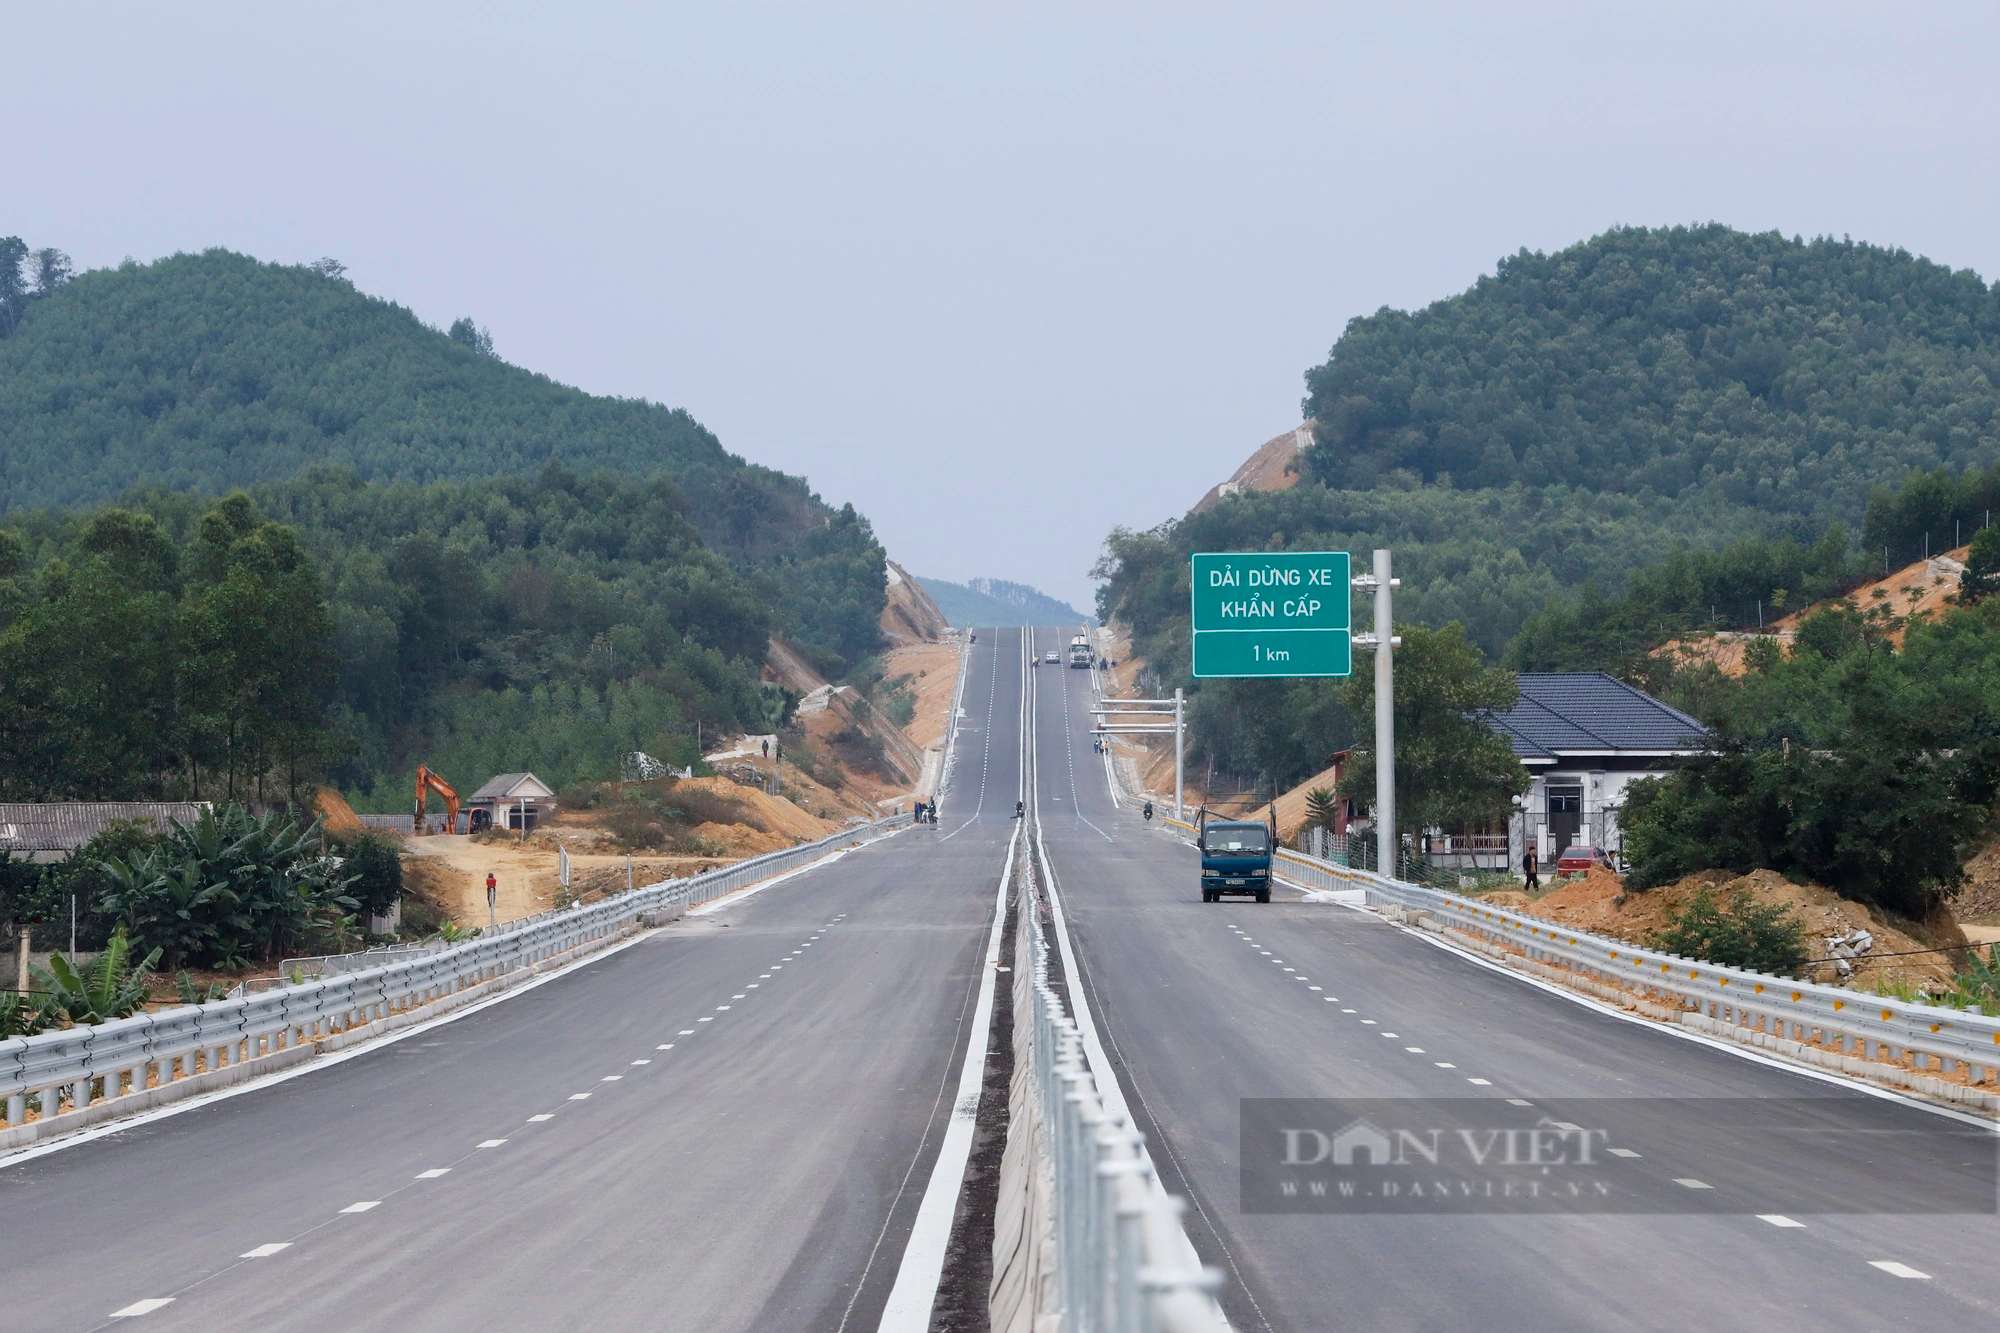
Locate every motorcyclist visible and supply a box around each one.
[1015,800,1025,819]
[1143,800,1154,821]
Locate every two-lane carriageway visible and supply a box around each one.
[2,628,1033,1333]
[1024,625,2000,1333]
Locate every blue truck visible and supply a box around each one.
[1196,809,1276,903]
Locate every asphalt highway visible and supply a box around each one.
[1026,627,2000,1333]
[1,629,1027,1333]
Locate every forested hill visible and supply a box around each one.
[1097,224,2000,786]
[1301,224,2000,510]
[0,247,884,674]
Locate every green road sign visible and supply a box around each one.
[1189,550,1351,678]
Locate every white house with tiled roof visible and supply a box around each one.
[1482,673,1711,867]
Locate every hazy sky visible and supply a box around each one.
[13,3,2000,609]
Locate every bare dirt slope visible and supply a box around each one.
[883,560,950,644]
[312,787,366,835]
[1483,866,1969,991]
[1657,546,1970,676]
[1192,423,1312,513]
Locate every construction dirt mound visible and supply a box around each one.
[312,787,367,835]
[1498,866,1969,991]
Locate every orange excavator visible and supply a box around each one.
[414,765,460,836]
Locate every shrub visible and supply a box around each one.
[1653,887,1809,975]
[330,831,404,917]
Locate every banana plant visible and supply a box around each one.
[0,989,53,1038]
[34,928,163,1025]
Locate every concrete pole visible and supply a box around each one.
[1174,687,1185,821]
[1374,548,1396,878]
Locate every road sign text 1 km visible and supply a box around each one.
[1190,551,1352,678]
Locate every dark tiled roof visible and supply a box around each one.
[1484,673,1710,761]
[466,772,554,802]
[0,802,208,853]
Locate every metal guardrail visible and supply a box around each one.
[1270,846,2000,1089]
[1020,843,1226,1332]
[0,817,906,1129]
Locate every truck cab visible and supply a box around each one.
[1198,816,1274,903]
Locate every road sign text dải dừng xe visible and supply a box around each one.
[1189,551,1351,678]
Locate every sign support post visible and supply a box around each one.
[1174,687,1184,820]
[1351,549,1400,875]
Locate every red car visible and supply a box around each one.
[1555,845,1615,875]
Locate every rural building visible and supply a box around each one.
[0,802,209,863]
[465,773,556,831]
[1482,672,1711,868]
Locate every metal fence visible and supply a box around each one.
[1,816,906,1130]
[1019,840,1227,1332]
[1269,847,2000,1094]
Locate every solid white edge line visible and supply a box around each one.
[2,836,895,1168]
[1355,901,2000,1133]
[874,821,1020,1332]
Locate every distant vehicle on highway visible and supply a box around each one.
[1196,810,1275,903]
[1044,650,1061,664]
[1555,845,1615,875]
[1068,635,1092,667]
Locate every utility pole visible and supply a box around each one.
[1352,549,1401,877]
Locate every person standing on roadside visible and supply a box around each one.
[1522,847,1539,893]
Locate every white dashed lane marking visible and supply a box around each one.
[1759,1215,1805,1228]
[110,1299,175,1317]
[1673,1178,1712,1190]
[415,1168,450,1179]
[1870,1261,1930,1279]
[339,1201,380,1214]
[528,1113,554,1121]
[241,1243,290,1258]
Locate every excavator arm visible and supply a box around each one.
[414,764,461,835]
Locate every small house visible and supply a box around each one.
[0,802,209,863]
[466,773,557,832]
[1482,672,1711,867]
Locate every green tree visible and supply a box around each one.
[447,317,495,356]
[0,236,26,337]
[1962,526,2000,604]
[1335,624,1528,839]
